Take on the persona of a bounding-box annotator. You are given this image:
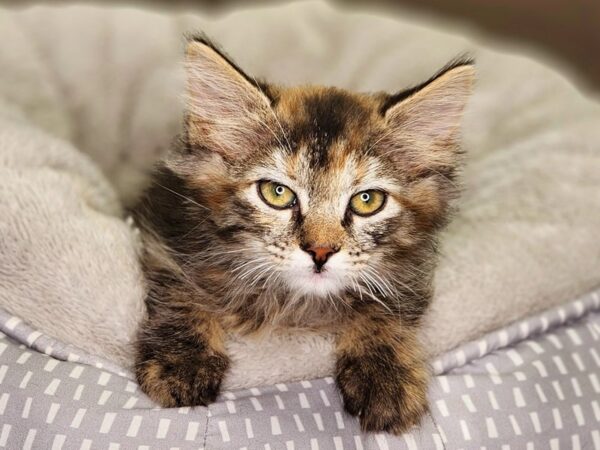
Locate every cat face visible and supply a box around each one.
[230,88,406,299]
[166,37,473,311]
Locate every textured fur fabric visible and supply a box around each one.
[0,2,599,389]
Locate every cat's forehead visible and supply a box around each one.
[274,86,382,153]
[268,86,386,177]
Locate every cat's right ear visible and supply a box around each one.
[184,37,274,159]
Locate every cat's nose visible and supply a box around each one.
[302,243,340,272]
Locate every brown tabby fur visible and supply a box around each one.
[133,35,474,434]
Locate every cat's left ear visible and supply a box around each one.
[184,36,274,158]
[381,60,475,175]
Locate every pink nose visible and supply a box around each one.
[302,243,339,270]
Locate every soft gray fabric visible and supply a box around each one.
[1,1,600,389]
[0,288,598,448]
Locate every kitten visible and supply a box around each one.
[133,35,474,434]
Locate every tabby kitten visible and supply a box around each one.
[133,36,474,434]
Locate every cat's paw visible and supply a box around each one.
[336,349,429,434]
[136,351,229,408]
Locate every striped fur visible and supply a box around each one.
[134,36,474,433]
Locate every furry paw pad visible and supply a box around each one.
[336,349,428,434]
[136,352,229,408]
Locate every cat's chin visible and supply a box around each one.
[283,268,345,298]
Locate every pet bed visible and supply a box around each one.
[0,1,599,448]
[0,287,598,448]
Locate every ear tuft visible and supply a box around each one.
[184,36,273,158]
[380,56,474,114]
[380,59,475,177]
[185,34,264,92]
[383,59,475,143]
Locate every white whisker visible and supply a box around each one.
[358,273,393,314]
[154,182,209,211]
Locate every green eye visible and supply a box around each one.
[258,180,297,209]
[349,190,386,216]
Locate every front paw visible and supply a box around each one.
[336,348,429,434]
[136,351,229,408]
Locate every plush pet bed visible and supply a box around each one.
[0,285,598,448]
[1,1,599,447]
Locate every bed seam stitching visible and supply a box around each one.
[202,405,211,449]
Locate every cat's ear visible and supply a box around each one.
[184,37,274,158]
[381,60,475,175]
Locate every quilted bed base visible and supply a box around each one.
[0,288,599,449]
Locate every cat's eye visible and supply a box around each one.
[349,190,386,216]
[258,180,297,209]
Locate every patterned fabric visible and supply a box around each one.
[0,289,598,449]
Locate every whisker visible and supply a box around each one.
[154,182,209,211]
[238,261,272,280]
[358,273,393,314]
[247,264,276,289]
[363,266,395,297]
[230,258,263,274]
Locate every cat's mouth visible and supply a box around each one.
[305,263,335,279]
[280,247,349,297]
[283,264,344,298]
[310,268,330,278]
[312,265,326,274]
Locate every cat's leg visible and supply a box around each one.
[135,305,229,408]
[335,312,429,434]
